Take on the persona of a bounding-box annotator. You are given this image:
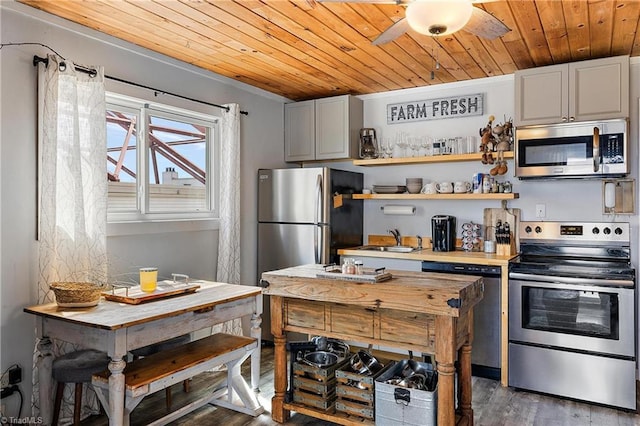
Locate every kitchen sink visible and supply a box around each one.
[356,245,417,253]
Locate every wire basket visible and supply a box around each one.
[50,282,107,307]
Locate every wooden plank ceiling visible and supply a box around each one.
[18,0,640,101]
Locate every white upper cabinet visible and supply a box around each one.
[515,56,629,126]
[284,95,362,162]
[284,100,315,162]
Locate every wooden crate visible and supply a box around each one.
[334,359,394,420]
[293,389,336,411]
[291,358,349,412]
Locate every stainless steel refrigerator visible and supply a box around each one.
[257,167,363,341]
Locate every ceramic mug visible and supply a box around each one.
[435,181,454,193]
[454,181,472,194]
[421,182,437,194]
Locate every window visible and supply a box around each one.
[106,93,219,221]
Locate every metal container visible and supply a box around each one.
[375,360,438,426]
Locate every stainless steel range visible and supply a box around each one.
[508,221,636,410]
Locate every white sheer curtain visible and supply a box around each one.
[215,103,243,336]
[32,54,107,423]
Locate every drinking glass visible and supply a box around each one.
[409,137,421,157]
[395,132,408,157]
[383,137,394,158]
[421,136,433,156]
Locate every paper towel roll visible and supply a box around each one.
[381,205,416,215]
[604,182,616,209]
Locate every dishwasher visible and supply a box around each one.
[421,261,501,381]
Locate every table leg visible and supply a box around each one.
[458,310,474,425]
[107,356,126,426]
[250,310,262,392]
[36,337,53,423]
[435,315,456,426]
[270,296,290,423]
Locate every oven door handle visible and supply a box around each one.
[508,272,634,287]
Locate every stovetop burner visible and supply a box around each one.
[510,256,635,281]
[511,221,635,283]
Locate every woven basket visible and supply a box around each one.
[50,282,106,306]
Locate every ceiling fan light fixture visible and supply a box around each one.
[406,0,474,36]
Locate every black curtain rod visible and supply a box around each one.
[33,55,248,116]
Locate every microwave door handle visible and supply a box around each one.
[593,126,600,172]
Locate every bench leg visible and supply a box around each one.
[207,354,263,416]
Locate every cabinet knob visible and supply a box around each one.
[569,116,575,122]
[561,116,568,122]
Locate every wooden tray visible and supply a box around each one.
[316,268,392,283]
[103,282,200,304]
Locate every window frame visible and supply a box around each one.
[106,92,220,223]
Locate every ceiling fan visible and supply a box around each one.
[318,0,510,45]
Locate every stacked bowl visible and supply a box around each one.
[406,178,423,194]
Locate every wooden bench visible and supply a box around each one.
[92,333,263,425]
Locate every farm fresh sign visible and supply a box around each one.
[387,93,484,124]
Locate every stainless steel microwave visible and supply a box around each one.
[515,119,628,179]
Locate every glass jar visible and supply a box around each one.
[342,258,356,274]
[354,260,364,275]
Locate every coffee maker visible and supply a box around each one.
[431,215,456,252]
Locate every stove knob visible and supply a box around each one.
[603,227,611,235]
[592,227,600,234]
[535,226,542,234]
[525,226,532,234]
[615,227,623,235]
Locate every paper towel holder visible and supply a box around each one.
[602,179,635,214]
[381,204,416,215]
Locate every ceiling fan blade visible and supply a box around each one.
[464,7,510,40]
[372,17,410,45]
[317,0,411,4]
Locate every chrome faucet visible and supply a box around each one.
[416,235,423,250]
[388,229,401,246]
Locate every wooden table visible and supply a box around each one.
[24,281,263,426]
[261,264,483,426]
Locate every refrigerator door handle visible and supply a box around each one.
[314,174,322,263]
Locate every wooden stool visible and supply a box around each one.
[130,335,191,408]
[51,349,110,426]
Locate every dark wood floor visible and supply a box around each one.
[82,345,640,426]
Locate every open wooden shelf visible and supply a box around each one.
[353,193,519,200]
[352,151,514,166]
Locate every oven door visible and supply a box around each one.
[509,276,635,357]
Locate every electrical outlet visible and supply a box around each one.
[535,204,546,218]
[0,375,8,388]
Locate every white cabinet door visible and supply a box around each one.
[284,100,315,162]
[570,55,629,122]
[514,63,568,126]
[315,95,351,160]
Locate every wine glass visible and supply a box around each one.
[421,136,433,156]
[395,132,408,157]
[382,137,394,158]
[409,137,421,157]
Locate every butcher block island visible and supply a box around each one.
[260,264,484,426]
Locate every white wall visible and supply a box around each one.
[0,1,287,411]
